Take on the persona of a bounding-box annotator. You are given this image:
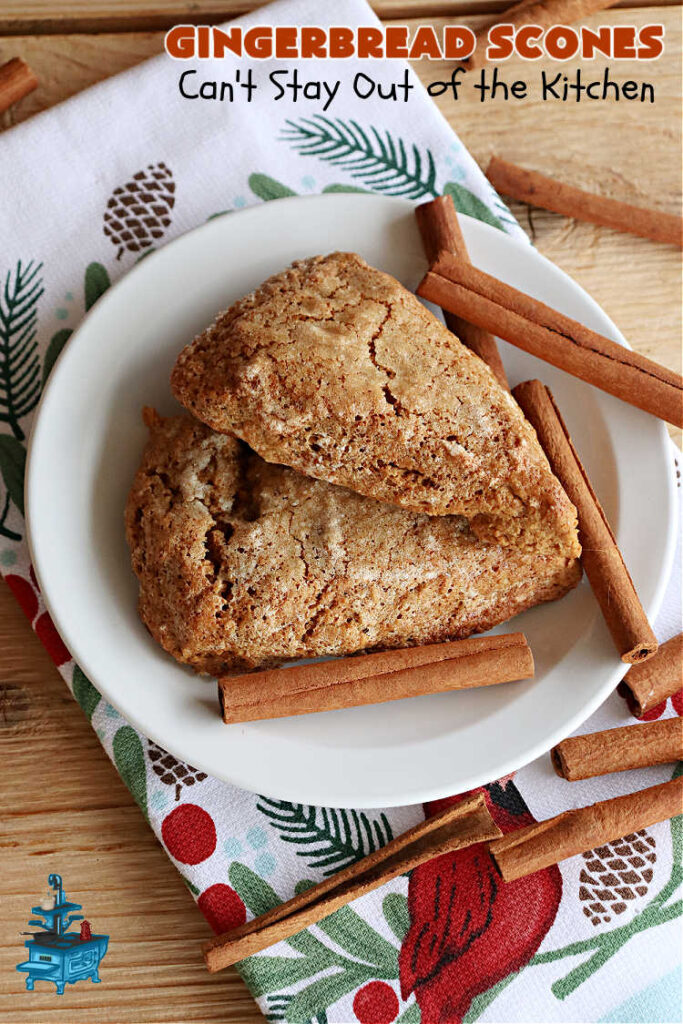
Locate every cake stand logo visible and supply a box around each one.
[16,874,109,996]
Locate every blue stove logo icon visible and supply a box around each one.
[16,874,109,996]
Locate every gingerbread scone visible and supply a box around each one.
[125,411,581,676]
[170,252,574,538]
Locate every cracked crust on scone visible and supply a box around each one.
[125,411,581,676]
[170,252,569,527]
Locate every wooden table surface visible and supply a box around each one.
[0,2,680,1021]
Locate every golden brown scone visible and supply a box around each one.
[125,411,581,676]
[170,252,568,527]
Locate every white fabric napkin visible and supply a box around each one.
[1,0,680,1020]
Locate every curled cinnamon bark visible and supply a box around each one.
[512,380,658,664]
[490,777,683,881]
[622,634,683,717]
[218,633,533,722]
[486,157,683,248]
[418,254,683,428]
[552,718,683,781]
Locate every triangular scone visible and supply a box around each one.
[125,412,581,676]
[171,252,569,529]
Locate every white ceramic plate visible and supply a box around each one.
[26,194,675,808]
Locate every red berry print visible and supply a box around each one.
[353,982,399,1024]
[671,690,683,716]
[198,884,246,934]
[35,611,71,666]
[5,574,38,623]
[639,700,667,722]
[162,804,217,865]
[29,564,39,591]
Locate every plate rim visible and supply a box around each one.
[25,193,677,807]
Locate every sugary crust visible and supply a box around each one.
[171,252,573,532]
[125,411,581,675]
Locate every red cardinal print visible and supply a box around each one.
[399,780,562,1023]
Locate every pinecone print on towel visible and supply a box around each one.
[147,740,207,801]
[103,162,175,259]
[579,830,657,926]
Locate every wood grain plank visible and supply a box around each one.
[0,31,160,120]
[0,583,261,1023]
[0,0,679,36]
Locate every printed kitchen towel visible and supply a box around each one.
[1,0,681,1021]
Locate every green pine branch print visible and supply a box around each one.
[281,117,438,200]
[0,260,110,541]
[265,994,292,1022]
[43,262,111,387]
[0,433,26,540]
[256,798,393,876]
[0,260,44,441]
[230,864,409,1023]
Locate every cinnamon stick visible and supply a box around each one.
[218,633,534,723]
[490,776,683,882]
[486,157,683,248]
[418,253,683,428]
[415,197,509,388]
[0,58,38,116]
[552,718,683,781]
[512,380,657,664]
[621,634,683,717]
[203,792,501,971]
[466,0,619,71]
